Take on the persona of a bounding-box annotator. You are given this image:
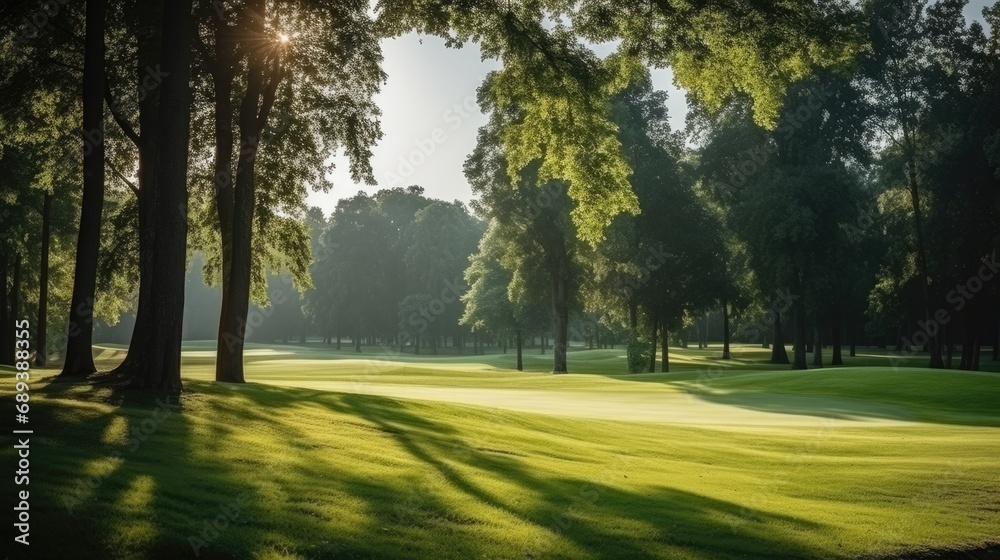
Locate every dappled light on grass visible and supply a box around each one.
[4,354,1000,558]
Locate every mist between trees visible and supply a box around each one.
[0,0,998,386]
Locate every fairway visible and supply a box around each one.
[5,344,999,559]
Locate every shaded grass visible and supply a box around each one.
[2,365,999,559]
[2,344,999,559]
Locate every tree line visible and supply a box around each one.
[0,0,996,388]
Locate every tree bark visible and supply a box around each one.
[551,265,569,373]
[661,327,668,372]
[905,152,944,368]
[792,300,807,370]
[109,2,161,380]
[35,193,51,367]
[61,0,107,378]
[832,312,843,365]
[770,308,789,364]
[215,0,286,382]
[515,329,523,371]
[131,0,192,391]
[212,12,239,381]
[849,314,857,357]
[721,297,731,359]
[648,316,657,373]
[0,252,9,365]
[812,324,823,368]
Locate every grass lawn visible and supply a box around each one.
[3,343,998,559]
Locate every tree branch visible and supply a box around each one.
[104,83,141,148]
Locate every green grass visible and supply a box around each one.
[3,343,999,559]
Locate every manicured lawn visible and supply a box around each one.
[3,344,998,559]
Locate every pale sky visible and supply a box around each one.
[307,33,685,215]
[308,1,991,216]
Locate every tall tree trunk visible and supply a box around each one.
[648,316,657,373]
[812,324,823,368]
[721,297,731,359]
[905,152,944,368]
[792,300,807,370]
[110,3,161,380]
[848,314,857,357]
[770,308,789,364]
[215,0,285,382]
[61,0,107,378]
[0,252,9,365]
[831,312,843,365]
[945,323,954,369]
[354,318,361,352]
[515,329,523,371]
[551,264,569,373]
[660,327,668,372]
[212,13,238,382]
[993,315,998,362]
[132,0,192,390]
[35,193,51,367]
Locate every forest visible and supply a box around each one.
[1,0,999,558]
[1,0,997,381]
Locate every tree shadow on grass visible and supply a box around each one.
[18,379,871,559]
[334,392,831,559]
[677,382,1000,427]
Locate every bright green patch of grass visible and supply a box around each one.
[3,345,999,559]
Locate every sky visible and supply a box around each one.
[308,2,992,216]
[307,34,684,216]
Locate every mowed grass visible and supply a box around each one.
[2,344,999,559]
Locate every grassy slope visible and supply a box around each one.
[2,345,999,559]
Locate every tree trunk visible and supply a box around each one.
[848,315,857,357]
[0,252,9,365]
[61,0,107,378]
[905,152,944,368]
[812,324,823,368]
[993,315,998,362]
[212,13,238,382]
[551,265,569,373]
[661,327,669,372]
[1,254,23,366]
[515,330,523,371]
[832,312,843,365]
[109,1,161,381]
[215,0,285,382]
[35,193,51,367]
[770,308,789,364]
[648,316,657,373]
[131,0,192,390]
[721,297,731,359]
[945,323,954,369]
[792,300,807,370]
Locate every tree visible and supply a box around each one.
[462,220,549,370]
[859,0,947,367]
[58,0,107,378]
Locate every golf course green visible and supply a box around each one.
[3,343,998,559]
